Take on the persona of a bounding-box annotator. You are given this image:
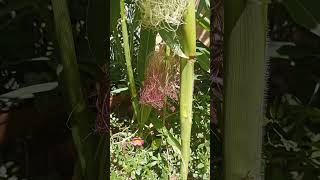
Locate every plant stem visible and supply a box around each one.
[223,0,268,179]
[51,0,97,178]
[179,0,196,179]
[120,0,139,118]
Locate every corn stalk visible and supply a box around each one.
[51,0,98,179]
[223,0,268,179]
[179,0,196,179]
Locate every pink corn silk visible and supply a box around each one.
[139,50,179,111]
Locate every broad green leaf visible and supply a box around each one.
[0,82,58,100]
[196,10,210,31]
[196,41,210,72]
[163,128,181,156]
[282,0,320,37]
[152,118,181,156]
[159,29,188,58]
[196,46,210,72]
[138,104,152,127]
[137,29,156,82]
[110,0,120,32]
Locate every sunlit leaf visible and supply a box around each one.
[159,29,188,58]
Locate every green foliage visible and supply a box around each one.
[110,89,210,179]
[196,41,210,72]
[264,1,320,179]
[159,29,188,58]
[136,29,156,82]
[281,0,320,37]
[264,94,320,179]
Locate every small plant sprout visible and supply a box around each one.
[136,0,188,31]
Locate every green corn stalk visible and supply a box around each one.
[179,0,196,179]
[120,0,153,131]
[223,0,268,179]
[51,0,98,179]
[120,0,139,119]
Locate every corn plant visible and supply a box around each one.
[178,0,197,178]
[51,0,107,179]
[223,0,268,179]
[113,0,209,179]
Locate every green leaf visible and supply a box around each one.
[96,135,108,180]
[149,161,158,167]
[159,29,188,58]
[111,87,128,94]
[151,138,162,150]
[110,0,120,32]
[152,118,181,156]
[282,0,320,37]
[197,163,205,169]
[196,43,210,72]
[138,104,152,128]
[277,45,320,58]
[151,156,158,161]
[196,10,210,31]
[110,171,118,180]
[137,29,156,82]
[164,128,181,156]
[268,41,295,59]
[0,82,58,100]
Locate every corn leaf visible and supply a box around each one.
[137,29,156,83]
[282,0,320,37]
[159,29,188,58]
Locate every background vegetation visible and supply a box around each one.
[212,0,320,179]
[0,0,107,179]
